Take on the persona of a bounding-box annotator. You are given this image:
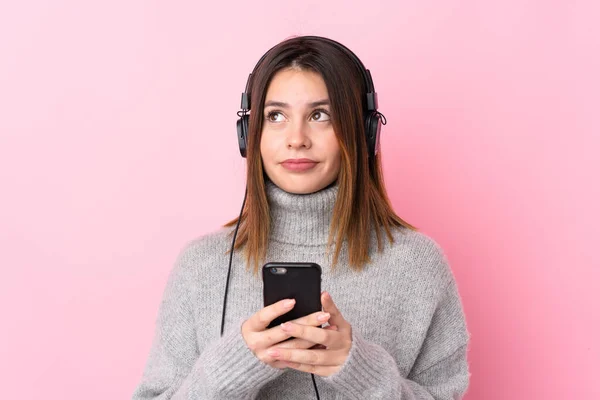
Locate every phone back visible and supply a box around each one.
[262,262,322,329]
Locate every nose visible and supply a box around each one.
[287,119,311,150]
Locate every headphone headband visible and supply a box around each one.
[241,36,377,112]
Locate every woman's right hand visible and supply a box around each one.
[241,299,336,369]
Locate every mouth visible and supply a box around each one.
[280,158,318,172]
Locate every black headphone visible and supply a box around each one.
[236,36,386,159]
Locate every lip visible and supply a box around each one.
[280,158,318,172]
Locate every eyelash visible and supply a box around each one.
[265,108,331,122]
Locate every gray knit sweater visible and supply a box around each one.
[132,182,471,399]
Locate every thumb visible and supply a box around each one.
[321,291,349,332]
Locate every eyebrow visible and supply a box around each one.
[263,99,330,108]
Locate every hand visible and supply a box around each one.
[265,292,352,377]
[241,299,336,369]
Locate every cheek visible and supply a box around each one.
[331,153,342,176]
[325,136,342,168]
[259,131,273,160]
[261,128,287,159]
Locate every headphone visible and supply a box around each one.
[236,36,386,159]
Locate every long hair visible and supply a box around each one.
[225,36,417,274]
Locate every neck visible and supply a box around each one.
[266,180,338,247]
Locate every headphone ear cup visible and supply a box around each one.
[365,112,382,158]
[236,114,249,158]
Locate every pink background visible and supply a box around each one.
[1,1,598,399]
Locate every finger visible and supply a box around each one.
[268,348,344,367]
[312,325,338,350]
[252,313,334,350]
[291,310,331,327]
[282,362,339,377]
[271,360,290,369]
[248,325,292,351]
[245,299,295,332]
[246,311,329,352]
[321,292,349,331]
[255,349,291,370]
[276,325,338,350]
[275,337,315,350]
[280,322,336,347]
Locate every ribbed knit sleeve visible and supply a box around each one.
[322,274,471,399]
[131,245,284,400]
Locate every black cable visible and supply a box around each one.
[219,185,320,400]
[311,373,321,400]
[220,186,247,337]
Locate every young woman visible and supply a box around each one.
[133,36,471,399]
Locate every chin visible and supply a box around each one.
[273,177,334,195]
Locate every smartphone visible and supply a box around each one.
[262,262,322,329]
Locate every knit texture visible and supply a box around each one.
[132,181,471,399]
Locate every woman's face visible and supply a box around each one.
[260,68,341,194]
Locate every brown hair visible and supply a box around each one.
[225,36,417,273]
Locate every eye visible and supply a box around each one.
[265,111,285,123]
[311,109,331,122]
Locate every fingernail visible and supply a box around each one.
[281,322,292,330]
[267,349,279,357]
[284,300,295,308]
[317,312,330,322]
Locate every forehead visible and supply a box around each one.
[264,68,329,103]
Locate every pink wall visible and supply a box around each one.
[1,1,598,398]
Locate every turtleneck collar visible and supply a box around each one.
[266,180,338,247]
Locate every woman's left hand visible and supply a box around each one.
[266,291,352,377]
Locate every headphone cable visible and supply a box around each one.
[219,185,320,400]
[311,373,321,400]
[220,186,247,337]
